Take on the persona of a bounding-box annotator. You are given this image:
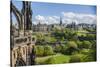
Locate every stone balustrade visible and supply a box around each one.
[14,36,31,47]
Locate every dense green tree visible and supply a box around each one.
[77,40,83,49]
[81,49,96,62]
[54,44,67,54]
[67,41,78,49]
[54,45,62,53]
[60,45,67,54]
[82,41,92,49]
[86,34,96,40]
[44,45,54,56]
[35,46,44,56]
[66,41,78,55]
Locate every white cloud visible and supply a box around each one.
[35,15,45,21]
[52,16,60,19]
[34,15,46,24]
[61,12,96,24]
[33,12,96,25]
[62,12,76,18]
[46,16,59,24]
[33,15,60,24]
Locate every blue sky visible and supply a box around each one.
[11,1,96,24]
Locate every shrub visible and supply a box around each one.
[60,45,67,54]
[45,56,56,64]
[80,49,90,55]
[66,41,78,55]
[69,55,81,63]
[86,34,96,40]
[90,40,96,49]
[54,45,67,54]
[82,41,92,49]
[44,45,54,56]
[77,40,83,49]
[67,41,78,49]
[81,49,96,62]
[54,45,62,53]
[35,46,44,56]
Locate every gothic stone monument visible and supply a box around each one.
[10,1,36,67]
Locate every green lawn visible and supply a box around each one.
[35,53,70,65]
[76,30,88,36]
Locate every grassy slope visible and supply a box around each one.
[35,53,70,65]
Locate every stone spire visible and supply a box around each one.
[22,1,32,31]
[60,16,62,26]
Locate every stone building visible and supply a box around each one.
[66,22,78,30]
[77,23,96,30]
[32,17,64,32]
[33,22,48,32]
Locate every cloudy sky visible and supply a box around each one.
[12,1,96,25]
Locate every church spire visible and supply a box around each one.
[60,16,62,26]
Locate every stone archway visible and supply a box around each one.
[10,2,22,31]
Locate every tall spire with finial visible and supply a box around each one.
[60,16,62,26]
